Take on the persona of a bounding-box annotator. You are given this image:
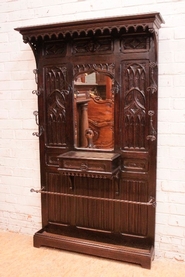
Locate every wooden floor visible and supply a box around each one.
[0,230,184,277]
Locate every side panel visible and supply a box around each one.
[118,49,157,240]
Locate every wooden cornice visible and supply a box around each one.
[15,12,164,43]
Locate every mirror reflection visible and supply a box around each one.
[74,72,114,150]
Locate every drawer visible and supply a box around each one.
[58,151,121,178]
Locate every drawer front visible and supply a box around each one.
[63,159,106,172]
[46,154,59,166]
[123,159,148,172]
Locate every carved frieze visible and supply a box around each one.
[120,35,149,52]
[44,41,66,56]
[72,37,113,55]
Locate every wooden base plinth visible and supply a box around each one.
[33,224,154,269]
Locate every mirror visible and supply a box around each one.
[74,72,114,150]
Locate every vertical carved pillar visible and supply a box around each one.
[80,101,89,147]
[106,76,112,99]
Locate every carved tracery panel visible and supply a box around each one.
[122,62,148,150]
[45,66,69,146]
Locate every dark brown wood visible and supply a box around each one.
[87,95,114,149]
[15,13,164,269]
[58,151,120,179]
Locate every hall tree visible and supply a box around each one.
[15,12,164,269]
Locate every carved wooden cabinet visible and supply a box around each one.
[15,13,164,269]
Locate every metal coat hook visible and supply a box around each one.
[33,69,38,84]
[32,69,41,95]
[147,62,157,94]
[32,111,44,137]
[146,110,156,141]
[32,89,41,96]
